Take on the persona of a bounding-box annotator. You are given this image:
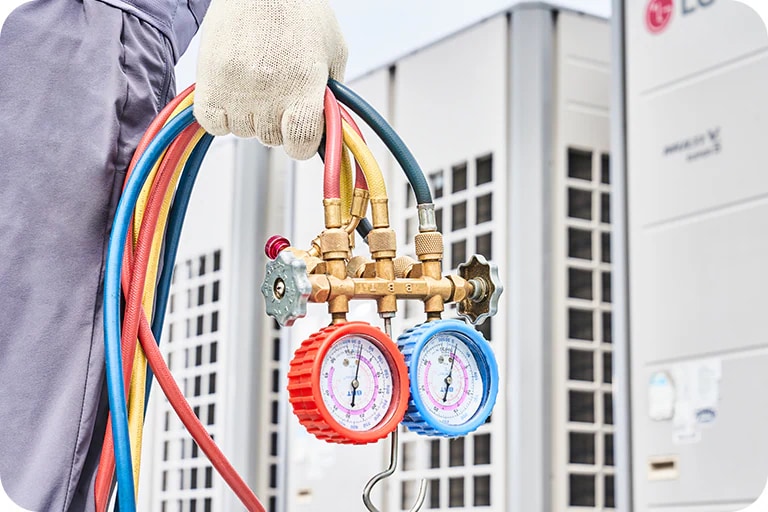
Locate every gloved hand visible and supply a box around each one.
[194,0,347,160]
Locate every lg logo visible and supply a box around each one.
[646,0,673,32]
[646,0,716,34]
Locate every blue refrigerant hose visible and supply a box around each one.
[103,106,196,512]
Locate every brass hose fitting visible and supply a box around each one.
[323,198,343,229]
[344,189,370,234]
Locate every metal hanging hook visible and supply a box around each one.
[363,315,427,512]
[362,428,427,512]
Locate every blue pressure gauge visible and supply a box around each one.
[397,319,498,437]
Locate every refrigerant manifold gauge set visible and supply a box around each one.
[261,81,503,449]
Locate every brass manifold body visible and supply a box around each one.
[285,208,477,324]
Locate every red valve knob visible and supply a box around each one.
[265,235,290,260]
[287,322,409,445]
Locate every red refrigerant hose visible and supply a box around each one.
[135,311,265,511]
[322,87,343,199]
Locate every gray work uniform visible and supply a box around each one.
[0,0,209,509]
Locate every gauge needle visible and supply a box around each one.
[442,343,458,403]
[350,343,363,408]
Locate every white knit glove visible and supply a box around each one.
[194,0,347,160]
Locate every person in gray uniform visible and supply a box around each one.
[0,0,347,509]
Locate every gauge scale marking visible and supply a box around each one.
[320,335,393,431]
[418,334,484,426]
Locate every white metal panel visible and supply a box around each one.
[626,0,768,227]
[608,0,633,509]
[628,52,768,227]
[647,506,755,512]
[629,202,768,506]
[625,0,768,509]
[638,351,768,505]
[632,202,768,362]
[625,0,767,94]
[226,139,280,510]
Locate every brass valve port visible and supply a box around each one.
[414,231,445,318]
[319,227,351,322]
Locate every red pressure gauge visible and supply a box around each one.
[287,322,409,444]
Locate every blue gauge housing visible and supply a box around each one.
[397,319,499,437]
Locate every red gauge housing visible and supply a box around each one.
[288,321,409,444]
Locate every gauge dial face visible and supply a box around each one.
[319,335,394,431]
[416,333,484,426]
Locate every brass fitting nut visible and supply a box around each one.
[367,228,397,259]
[446,274,468,303]
[319,228,350,259]
[415,232,443,260]
[303,256,323,274]
[307,235,322,258]
[347,255,371,278]
[393,256,418,278]
[309,274,332,302]
[284,248,321,274]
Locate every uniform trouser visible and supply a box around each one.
[0,1,176,509]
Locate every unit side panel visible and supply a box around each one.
[554,11,614,512]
